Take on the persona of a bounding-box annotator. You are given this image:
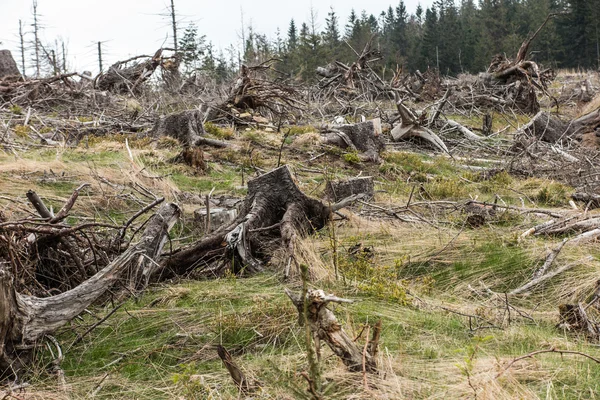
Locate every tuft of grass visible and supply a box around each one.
[205,122,234,140]
[534,181,570,207]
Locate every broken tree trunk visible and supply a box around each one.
[162,165,355,278]
[391,95,449,153]
[285,288,378,372]
[0,203,179,380]
[323,118,385,162]
[0,50,21,80]
[522,109,600,144]
[95,49,163,94]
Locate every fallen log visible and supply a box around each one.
[0,202,179,380]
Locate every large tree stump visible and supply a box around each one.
[0,203,179,380]
[0,50,20,80]
[162,165,356,278]
[323,118,385,162]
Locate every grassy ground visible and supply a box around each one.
[3,90,600,399]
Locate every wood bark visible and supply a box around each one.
[326,176,374,202]
[522,109,600,144]
[323,118,385,162]
[0,203,179,380]
[0,50,21,80]
[162,165,354,278]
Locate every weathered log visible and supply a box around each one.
[0,202,180,380]
[323,118,385,162]
[326,176,374,202]
[0,50,21,80]
[162,165,356,277]
[572,192,600,209]
[522,109,600,144]
[216,345,253,394]
[285,288,377,372]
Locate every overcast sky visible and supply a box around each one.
[0,0,431,75]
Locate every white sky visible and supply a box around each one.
[0,0,431,75]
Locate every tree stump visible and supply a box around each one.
[162,165,358,278]
[326,176,374,202]
[323,118,385,162]
[0,50,20,80]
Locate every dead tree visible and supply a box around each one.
[0,203,180,380]
[285,288,378,372]
[479,14,557,114]
[162,165,359,278]
[206,61,304,124]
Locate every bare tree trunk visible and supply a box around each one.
[32,0,40,78]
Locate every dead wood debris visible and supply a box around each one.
[0,201,179,380]
[206,61,304,125]
[285,288,379,372]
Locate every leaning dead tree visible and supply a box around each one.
[0,202,180,380]
[162,165,361,278]
[206,61,304,124]
[285,288,380,372]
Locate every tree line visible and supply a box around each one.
[180,0,600,83]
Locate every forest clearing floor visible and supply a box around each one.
[1,70,600,399]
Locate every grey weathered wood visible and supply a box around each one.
[285,288,377,372]
[326,176,374,202]
[323,118,385,162]
[0,203,180,379]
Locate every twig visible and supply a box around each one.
[496,347,600,378]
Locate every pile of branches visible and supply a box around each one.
[0,71,96,107]
[449,15,557,115]
[316,36,388,101]
[206,60,305,125]
[0,186,167,295]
